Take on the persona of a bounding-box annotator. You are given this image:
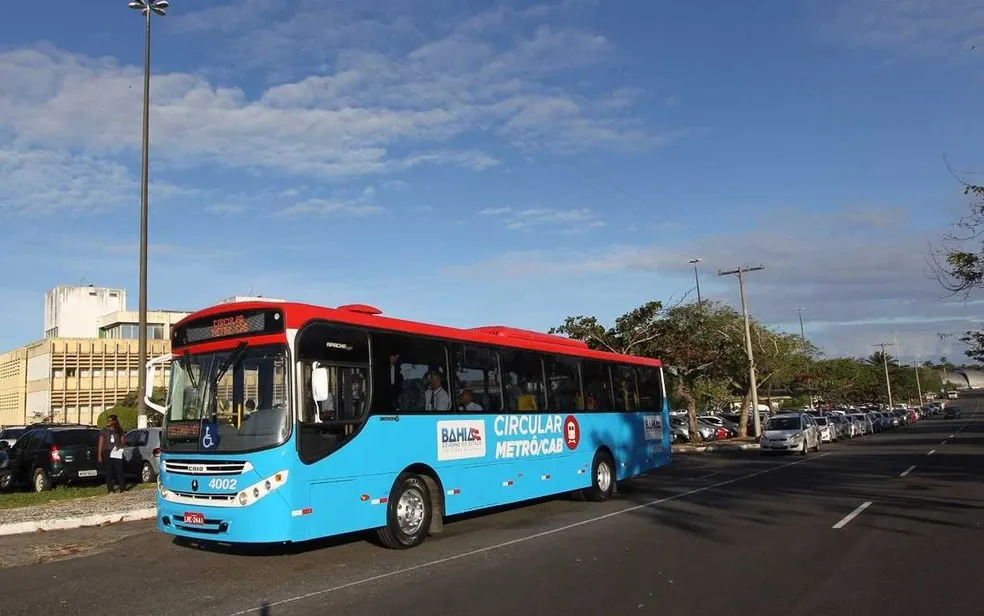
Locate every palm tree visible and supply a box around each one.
[865,351,897,367]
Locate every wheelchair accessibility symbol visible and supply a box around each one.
[200,421,219,450]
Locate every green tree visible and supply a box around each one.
[96,387,167,432]
[552,299,811,440]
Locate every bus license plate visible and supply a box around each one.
[184,512,205,525]
[78,470,97,478]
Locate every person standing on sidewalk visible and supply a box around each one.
[97,415,126,493]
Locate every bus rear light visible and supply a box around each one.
[446,488,460,495]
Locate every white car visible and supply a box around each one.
[760,413,822,455]
[814,416,837,443]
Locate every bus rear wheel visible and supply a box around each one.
[582,451,615,502]
[377,473,432,549]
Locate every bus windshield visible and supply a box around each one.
[162,344,290,453]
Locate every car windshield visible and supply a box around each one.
[766,417,801,431]
[162,344,290,453]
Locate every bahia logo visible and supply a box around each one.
[441,426,482,442]
[436,420,486,461]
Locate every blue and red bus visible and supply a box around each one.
[147,300,670,548]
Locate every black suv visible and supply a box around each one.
[944,406,962,420]
[4,425,103,492]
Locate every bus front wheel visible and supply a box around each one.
[582,451,616,502]
[377,473,432,549]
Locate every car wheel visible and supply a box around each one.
[33,468,52,492]
[141,462,156,484]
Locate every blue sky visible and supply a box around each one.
[1,0,983,362]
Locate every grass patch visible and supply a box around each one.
[0,483,155,510]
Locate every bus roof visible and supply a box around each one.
[174,300,662,368]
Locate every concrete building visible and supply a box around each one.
[22,337,172,425]
[0,286,191,427]
[97,309,191,341]
[44,285,126,338]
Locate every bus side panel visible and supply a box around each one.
[294,410,671,540]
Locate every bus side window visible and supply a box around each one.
[636,367,663,411]
[452,345,501,412]
[580,361,612,410]
[545,355,581,412]
[372,332,449,412]
[499,349,546,412]
[612,365,639,411]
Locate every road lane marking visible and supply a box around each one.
[228,453,832,615]
[927,450,935,456]
[833,501,872,529]
[941,440,948,445]
[949,434,955,438]
[899,465,915,477]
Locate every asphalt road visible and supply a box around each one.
[1,401,981,616]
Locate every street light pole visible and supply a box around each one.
[795,307,806,344]
[719,265,766,437]
[875,342,893,408]
[129,0,168,429]
[914,358,924,405]
[688,258,703,307]
[795,307,810,408]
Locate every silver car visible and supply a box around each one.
[760,413,822,455]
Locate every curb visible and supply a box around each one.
[0,507,157,537]
[673,443,760,454]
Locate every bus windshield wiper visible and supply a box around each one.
[179,352,199,391]
[215,341,248,383]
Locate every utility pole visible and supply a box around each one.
[688,258,703,308]
[875,343,893,408]
[719,265,765,437]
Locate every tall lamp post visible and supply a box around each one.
[795,307,809,407]
[129,0,169,429]
[719,265,766,437]
[688,258,703,307]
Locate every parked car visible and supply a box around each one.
[0,448,11,490]
[4,425,102,492]
[814,416,837,443]
[760,413,821,455]
[0,425,28,448]
[122,427,162,483]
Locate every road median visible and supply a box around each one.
[0,487,156,536]
[672,439,760,454]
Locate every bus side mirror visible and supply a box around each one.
[312,366,330,402]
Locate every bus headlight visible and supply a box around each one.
[235,470,289,507]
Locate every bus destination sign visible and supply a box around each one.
[174,308,284,345]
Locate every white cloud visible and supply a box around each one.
[830,0,984,57]
[0,146,185,216]
[478,206,606,233]
[444,205,984,357]
[278,199,383,217]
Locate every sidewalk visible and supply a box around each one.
[0,488,156,536]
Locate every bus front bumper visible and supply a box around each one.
[156,488,295,543]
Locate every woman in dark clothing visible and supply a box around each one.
[97,415,126,493]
